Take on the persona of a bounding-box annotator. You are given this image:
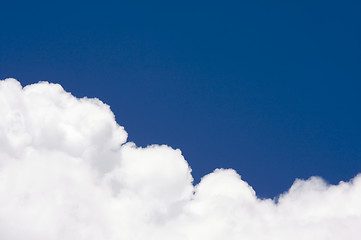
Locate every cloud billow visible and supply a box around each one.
[0,78,360,240]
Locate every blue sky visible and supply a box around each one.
[1,0,360,198]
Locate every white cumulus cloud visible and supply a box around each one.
[0,78,360,240]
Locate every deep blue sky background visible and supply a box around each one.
[1,0,360,198]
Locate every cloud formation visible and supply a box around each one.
[0,78,360,240]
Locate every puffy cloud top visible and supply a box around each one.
[0,78,360,240]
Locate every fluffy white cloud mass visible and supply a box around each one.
[0,78,360,240]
